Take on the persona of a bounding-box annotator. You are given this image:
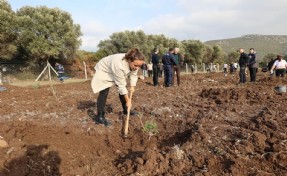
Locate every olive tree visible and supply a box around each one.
[261,53,277,66]
[0,0,18,60]
[97,30,182,61]
[16,6,82,67]
[211,45,225,64]
[227,51,240,63]
[181,40,205,64]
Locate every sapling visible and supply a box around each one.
[143,120,159,140]
[50,85,59,102]
[137,112,159,140]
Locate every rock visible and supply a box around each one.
[152,107,172,117]
[135,157,144,165]
[192,153,205,167]
[252,131,267,151]
[0,138,8,148]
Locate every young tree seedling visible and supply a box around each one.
[143,120,159,140]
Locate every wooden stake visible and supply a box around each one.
[83,61,88,80]
[35,62,58,81]
[124,91,133,137]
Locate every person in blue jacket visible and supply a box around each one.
[55,63,65,82]
[162,48,176,87]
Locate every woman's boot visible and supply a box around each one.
[95,112,111,127]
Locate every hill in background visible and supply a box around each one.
[205,34,287,60]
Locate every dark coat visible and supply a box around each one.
[151,53,160,66]
[247,53,256,68]
[162,52,176,66]
[239,53,249,68]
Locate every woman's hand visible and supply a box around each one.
[126,98,132,110]
[130,86,135,93]
[124,93,133,110]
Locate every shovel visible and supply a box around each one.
[124,91,133,137]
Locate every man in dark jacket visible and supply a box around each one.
[247,48,257,82]
[172,47,182,86]
[238,48,249,83]
[162,48,176,87]
[151,48,160,86]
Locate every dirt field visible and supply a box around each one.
[0,72,287,176]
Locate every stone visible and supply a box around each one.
[0,139,8,148]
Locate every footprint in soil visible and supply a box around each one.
[77,100,96,111]
[160,129,192,147]
[77,100,113,113]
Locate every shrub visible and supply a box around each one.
[15,71,37,80]
[31,82,40,89]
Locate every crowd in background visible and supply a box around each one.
[141,47,183,87]
[141,47,287,86]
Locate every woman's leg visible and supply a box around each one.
[95,88,111,126]
[97,88,110,113]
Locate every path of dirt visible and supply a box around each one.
[0,72,287,176]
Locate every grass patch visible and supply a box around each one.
[15,71,37,80]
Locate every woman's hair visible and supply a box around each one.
[124,48,145,62]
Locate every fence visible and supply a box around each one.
[140,63,226,78]
[180,63,222,74]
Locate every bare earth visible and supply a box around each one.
[0,72,287,176]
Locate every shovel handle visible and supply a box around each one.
[124,91,133,137]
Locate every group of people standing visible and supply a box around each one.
[237,47,287,84]
[223,62,238,74]
[223,48,257,83]
[85,46,287,128]
[140,60,163,78]
[149,47,182,87]
[238,48,257,83]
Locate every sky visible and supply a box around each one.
[8,0,287,51]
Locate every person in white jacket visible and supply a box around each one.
[270,55,287,77]
[91,48,145,126]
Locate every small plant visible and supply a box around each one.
[50,85,59,101]
[15,71,36,80]
[143,120,159,140]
